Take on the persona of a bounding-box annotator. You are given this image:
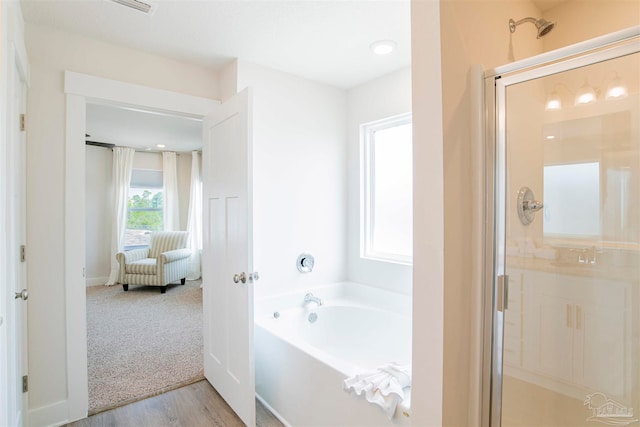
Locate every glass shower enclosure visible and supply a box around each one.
[485,29,640,426]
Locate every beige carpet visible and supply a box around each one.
[86,280,204,414]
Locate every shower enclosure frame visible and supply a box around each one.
[481,26,640,427]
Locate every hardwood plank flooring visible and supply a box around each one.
[65,380,283,427]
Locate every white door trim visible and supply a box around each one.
[63,71,218,423]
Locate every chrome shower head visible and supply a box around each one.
[536,18,555,37]
[509,17,555,38]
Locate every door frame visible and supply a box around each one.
[481,26,640,427]
[63,71,218,422]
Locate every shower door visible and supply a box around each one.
[488,34,640,426]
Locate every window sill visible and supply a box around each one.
[123,244,149,251]
[361,254,413,267]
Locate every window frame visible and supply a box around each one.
[361,112,413,265]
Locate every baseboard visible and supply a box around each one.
[85,276,108,287]
[28,399,73,427]
[256,393,292,427]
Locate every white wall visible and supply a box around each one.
[218,60,238,103]
[25,22,218,425]
[346,67,413,295]
[437,1,543,424]
[410,2,445,425]
[542,0,640,52]
[236,60,348,298]
[85,145,112,286]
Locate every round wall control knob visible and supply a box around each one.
[297,253,314,273]
[517,187,544,225]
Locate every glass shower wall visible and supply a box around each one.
[493,43,639,426]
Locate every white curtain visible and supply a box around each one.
[162,151,180,231]
[186,151,203,280]
[106,147,135,286]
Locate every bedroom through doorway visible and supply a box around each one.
[84,103,205,413]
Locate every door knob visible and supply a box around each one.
[14,289,28,301]
[233,272,247,284]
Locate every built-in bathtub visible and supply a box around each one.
[255,282,412,426]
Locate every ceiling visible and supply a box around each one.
[20,0,412,90]
[531,0,570,12]
[23,0,411,152]
[86,103,203,152]
[23,0,571,152]
[22,0,584,159]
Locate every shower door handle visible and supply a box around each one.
[497,275,509,312]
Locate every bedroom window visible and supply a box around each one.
[361,113,413,264]
[124,169,163,249]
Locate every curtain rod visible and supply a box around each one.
[85,141,201,154]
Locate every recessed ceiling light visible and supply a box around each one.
[156,144,166,148]
[370,40,397,55]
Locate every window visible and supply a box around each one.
[543,162,600,239]
[124,169,163,249]
[362,113,413,264]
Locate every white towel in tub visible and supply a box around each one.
[343,363,411,419]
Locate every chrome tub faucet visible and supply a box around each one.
[304,293,323,306]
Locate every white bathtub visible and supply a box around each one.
[255,282,412,426]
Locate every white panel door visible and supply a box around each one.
[202,88,255,427]
[2,39,29,426]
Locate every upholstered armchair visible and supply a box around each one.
[116,231,191,294]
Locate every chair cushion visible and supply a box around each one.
[148,231,189,259]
[125,258,157,275]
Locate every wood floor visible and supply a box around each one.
[65,380,283,427]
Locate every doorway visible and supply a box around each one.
[84,102,204,412]
[64,71,218,420]
[485,31,640,426]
